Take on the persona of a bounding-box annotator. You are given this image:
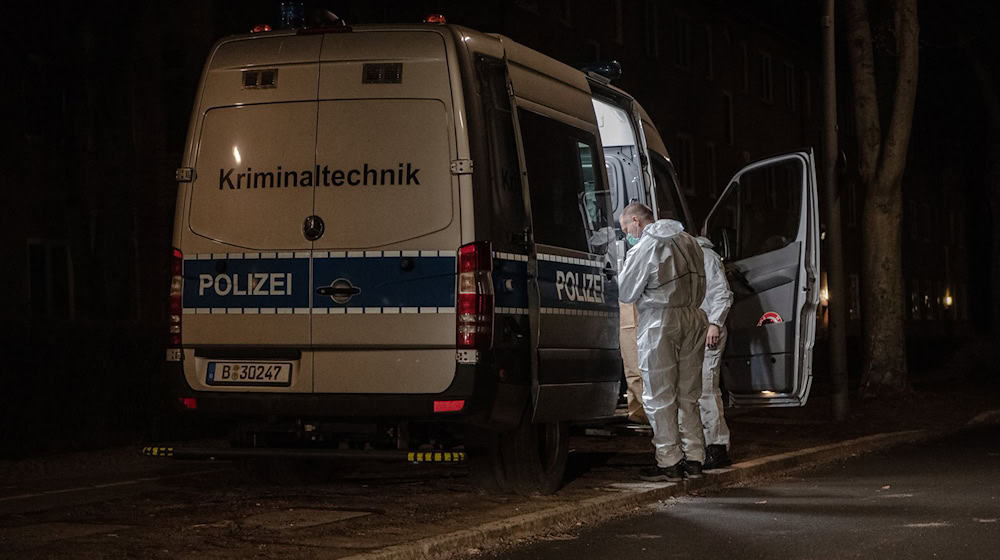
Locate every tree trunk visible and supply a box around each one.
[861,190,908,394]
[847,0,919,397]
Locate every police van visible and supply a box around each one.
[168,19,820,494]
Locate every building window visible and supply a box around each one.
[739,42,749,93]
[803,70,812,115]
[957,212,965,247]
[515,0,540,14]
[27,239,74,319]
[643,1,659,57]
[848,273,860,321]
[675,14,693,69]
[760,51,773,103]
[723,91,734,146]
[559,0,572,26]
[706,142,718,197]
[615,0,624,45]
[705,25,714,80]
[586,40,601,63]
[784,62,797,110]
[675,133,695,195]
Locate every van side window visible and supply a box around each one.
[518,109,612,255]
[704,158,803,260]
[475,56,528,244]
[650,153,685,225]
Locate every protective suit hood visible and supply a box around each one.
[695,236,714,249]
[643,219,685,240]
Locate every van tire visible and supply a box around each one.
[500,410,568,495]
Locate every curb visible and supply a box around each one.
[344,411,1000,560]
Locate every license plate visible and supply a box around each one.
[206,362,292,386]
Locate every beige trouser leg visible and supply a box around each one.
[700,326,731,448]
[620,325,647,424]
[619,303,647,424]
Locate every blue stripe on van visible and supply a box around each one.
[313,255,455,309]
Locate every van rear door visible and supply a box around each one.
[182,35,321,393]
[309,30,461,394]
[702,151,820,406]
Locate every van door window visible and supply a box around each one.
[705,158,803,260]
[475,56,528,244]
[650,153,685,225]
[517,109,613,255]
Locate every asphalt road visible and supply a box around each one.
[487,423,1000,560]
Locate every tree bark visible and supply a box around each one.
[846,0,919,396]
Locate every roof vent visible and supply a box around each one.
[362,63,403,84]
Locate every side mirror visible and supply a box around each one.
[710,227,735,261]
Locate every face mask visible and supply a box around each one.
[626,233,640,247]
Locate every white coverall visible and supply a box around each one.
[697,237,733,449]
[618,219,708,467]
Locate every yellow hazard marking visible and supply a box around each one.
[407,451,466,463]
[143,446,174,458]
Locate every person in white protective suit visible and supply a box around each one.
[618,203,708,481]
[696,236,734,470]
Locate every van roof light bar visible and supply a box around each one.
[297,8,352,34]
[580,60,623,84]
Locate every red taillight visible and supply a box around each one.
[423,14,447,24]
[168,248,183,352]
[179,397,197,410]
[251,24,272,33]
[433,399,465,413]
[456,242,494,351]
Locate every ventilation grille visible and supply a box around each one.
[362,63,403,84]
[242,69,278,89]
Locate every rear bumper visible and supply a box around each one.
[168,360,522,425]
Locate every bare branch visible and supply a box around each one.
[846,0,881,187]
[877,0,920,193]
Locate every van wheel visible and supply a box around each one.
[500,410,569,496]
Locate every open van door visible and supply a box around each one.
[702,151,820,407]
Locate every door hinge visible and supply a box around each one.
[175,167,196,182]
[450,159,474,175]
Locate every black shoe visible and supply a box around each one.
[683,460,703,479]
[639,462,684,482]
[704,444,732,470]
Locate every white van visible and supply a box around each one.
[167,20,820,494]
